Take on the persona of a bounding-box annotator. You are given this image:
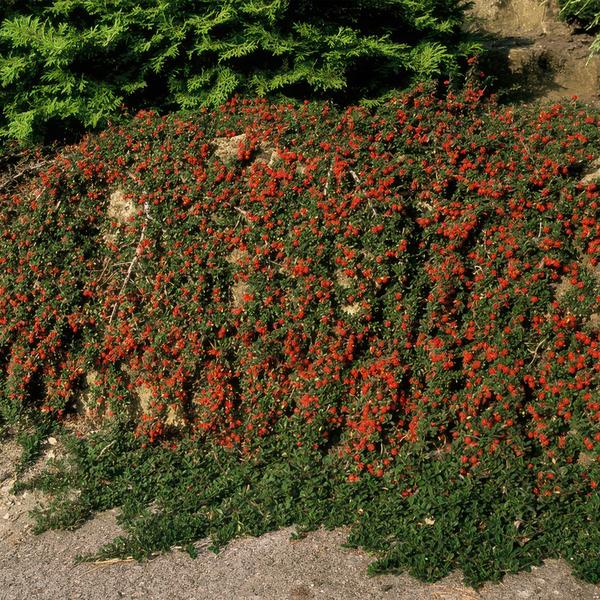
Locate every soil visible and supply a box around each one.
[2,1,600,598]
[468,0,600,104]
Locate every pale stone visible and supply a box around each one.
[107,189,137,224]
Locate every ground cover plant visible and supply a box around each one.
[0,0,480,144]
[1,83,599,586]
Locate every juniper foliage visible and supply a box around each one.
[0,0,479,142]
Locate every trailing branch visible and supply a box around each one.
[108,202,151,324]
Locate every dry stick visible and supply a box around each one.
[349,168,377,216]
[430,586,480,600]
[0,148,28,165]
[234,205,252,224]
[536,220,543,239]
[97,439,117,458]
[323,156,334,197]
[91,557,136,566]
[349,169,360,184]
[527,336,548,367]
[0,159,52,193]
[96,259,128,283]
[108,236,143,324]
[108,202,150,324]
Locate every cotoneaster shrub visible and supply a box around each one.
[1,84,599,585]
[0,0,481,143]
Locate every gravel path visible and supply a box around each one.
[2,511,600,600]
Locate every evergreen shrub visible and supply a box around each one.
[0,0,479,142]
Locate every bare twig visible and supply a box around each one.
[234,206,252,223]
[91,557,135,566]
[536,220,543,239]
[527,337,548,367]
[430,585,480,600]
[95,259,128,280]
[0,159,52,193]
[0,148,28,166]
[98,439,116,458]
[519,137,530,157]
[349,168,377,216]
[108,202,151,324]
[108,243,143,324]
[143,199,157,223]
[323,156,334,197]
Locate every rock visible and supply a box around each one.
[335,269,353,289]
[231,279,251,309]
[135,383,185,428]
[107,189,137,224]
[579,157,600,185]
[577,452,595,466]
[254,144,280,167]
[73,370,101,418]
[213,134,247,164]
[341,302,362,316]
[226,248,249,265]
[213,134,280,166]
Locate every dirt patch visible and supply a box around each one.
[468,0,568,36]
[469,0,600,104]
[0,439,53,548]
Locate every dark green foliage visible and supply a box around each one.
[21,422,600,588]
[559,0,600,29]
[0,0,481,142]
